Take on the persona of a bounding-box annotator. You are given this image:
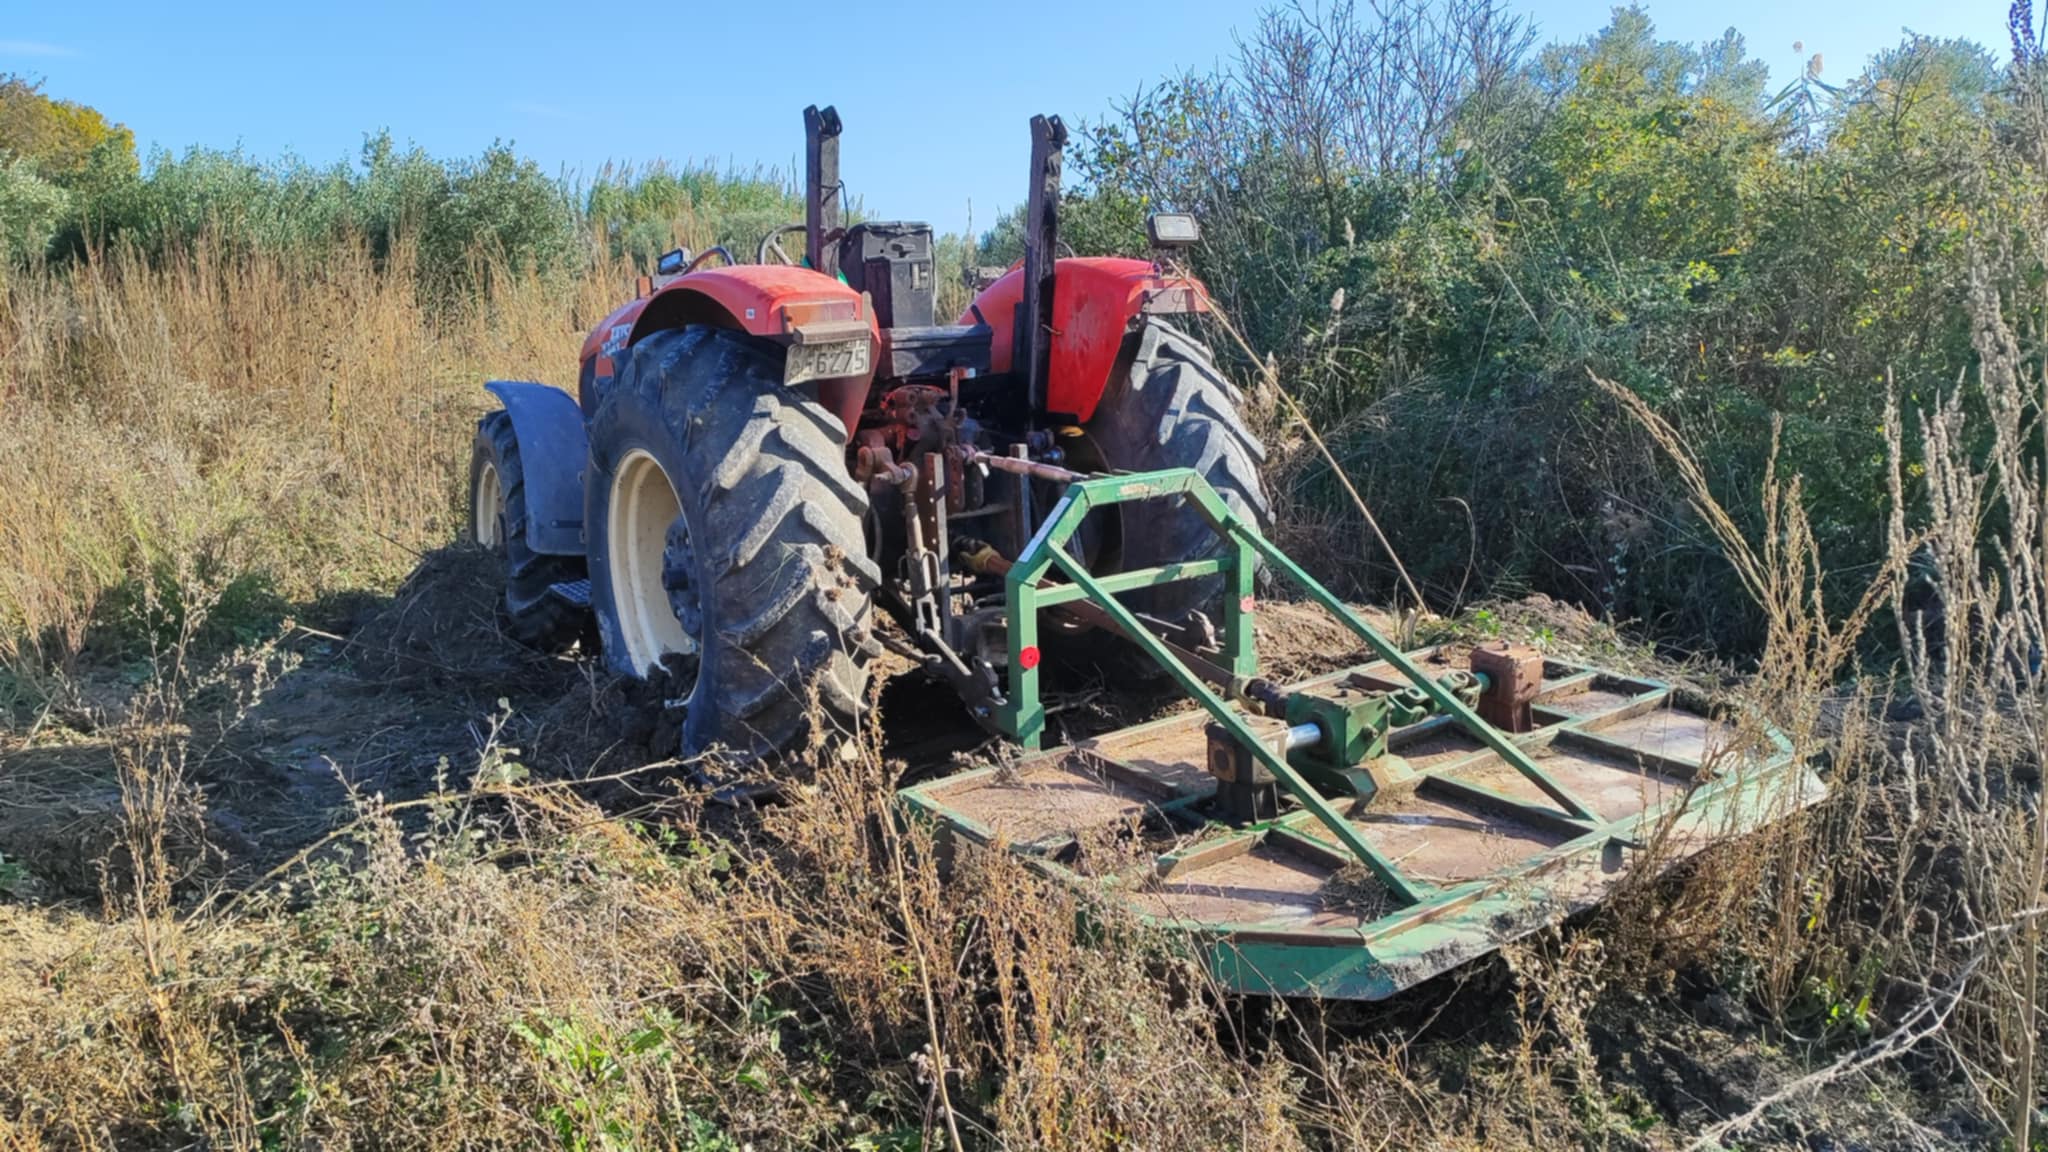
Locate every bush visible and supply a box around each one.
[584,160,803,268]
[0,155,66,264]
[1069,2,2033,651]
[54,135,580,304]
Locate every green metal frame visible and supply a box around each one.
[989,467,1612,904]
[897,464,1823,999]
[998,469,1257,747]
[901,652,1819,1000]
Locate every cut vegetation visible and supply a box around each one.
[6,3,2048,1148]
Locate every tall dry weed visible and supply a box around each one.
[0,687,1316,1150]
[1581,224,2048,1145]
[0,236,615,690]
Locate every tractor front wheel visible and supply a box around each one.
[585,325,879,762]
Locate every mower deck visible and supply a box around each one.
[900,647,1822,1000]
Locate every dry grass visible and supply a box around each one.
[0,228,2036,1150]
[0,642,1316,1149]
[0,244,1326,1150]
[0,236,631,701]
[1573,227,2048,1148]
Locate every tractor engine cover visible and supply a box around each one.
[840,222,935,328]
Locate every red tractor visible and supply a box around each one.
[473,106,1823,1002]
[471,106,1268,761]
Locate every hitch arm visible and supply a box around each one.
[1041,547,1428,906]
[1223,522,1602,823]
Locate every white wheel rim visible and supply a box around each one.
[474,461,504,549]
[608,448,695,676]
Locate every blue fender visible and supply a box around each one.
[484,381,588,557]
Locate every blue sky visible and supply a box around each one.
[3,0,2014,236]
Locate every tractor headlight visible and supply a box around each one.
[1146,213,1201,248]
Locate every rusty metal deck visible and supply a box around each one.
[899,647,1821,1000]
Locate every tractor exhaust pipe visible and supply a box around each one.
[804,105,842,277]
[1019,114,1066,419]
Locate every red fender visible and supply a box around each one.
[961,257,1209,423]
[580,265,877,435]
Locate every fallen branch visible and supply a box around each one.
[1686,949,1982,1151]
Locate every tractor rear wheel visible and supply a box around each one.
[1084,319,1271,627]
[469,410,588,651]
[585,325,879,762]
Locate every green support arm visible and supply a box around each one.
[991,464,1604,900]
[1045,548,1429,906]
[1220,521,1601,823]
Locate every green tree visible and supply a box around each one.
[0,155,67,263]
[1069,3,2034,651]
[0,74,136,187]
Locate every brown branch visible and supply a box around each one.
[1685,948,1982,1151]
[1189,274,1429,614]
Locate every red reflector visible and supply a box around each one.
[1017,645,1042,671]
[781,297,861,326]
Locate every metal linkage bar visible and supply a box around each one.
[1219,522,1602,823]
[1046,548,1427,905]
[998,469,1420,902]
[1031,558,1230,606]
[993,464,1613,893]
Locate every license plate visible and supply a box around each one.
[785,337,871,385]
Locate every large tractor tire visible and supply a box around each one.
[469,410,588,651]
[585,325,879,762]
[1084,319,1272,626]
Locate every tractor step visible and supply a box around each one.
[899,646,1822,1000]
[547,579,592,609]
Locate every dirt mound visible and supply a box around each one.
[1253,598,1400,680]
[341,545,571,685]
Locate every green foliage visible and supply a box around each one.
[583,161,802,268]
[512,1013,682,1151]
[58,133,581,301]
[0,74,138,263]
[1074,3,2034,650]
[0,154,67,263]
[1,82,809,304]
[410,139,579,296]
[1515,17,1776,269]
[68,147,357,259]
[89,563,290,666]
[0,73,137,187]
[0,851,26,898]
[1788,954,1885,1043]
